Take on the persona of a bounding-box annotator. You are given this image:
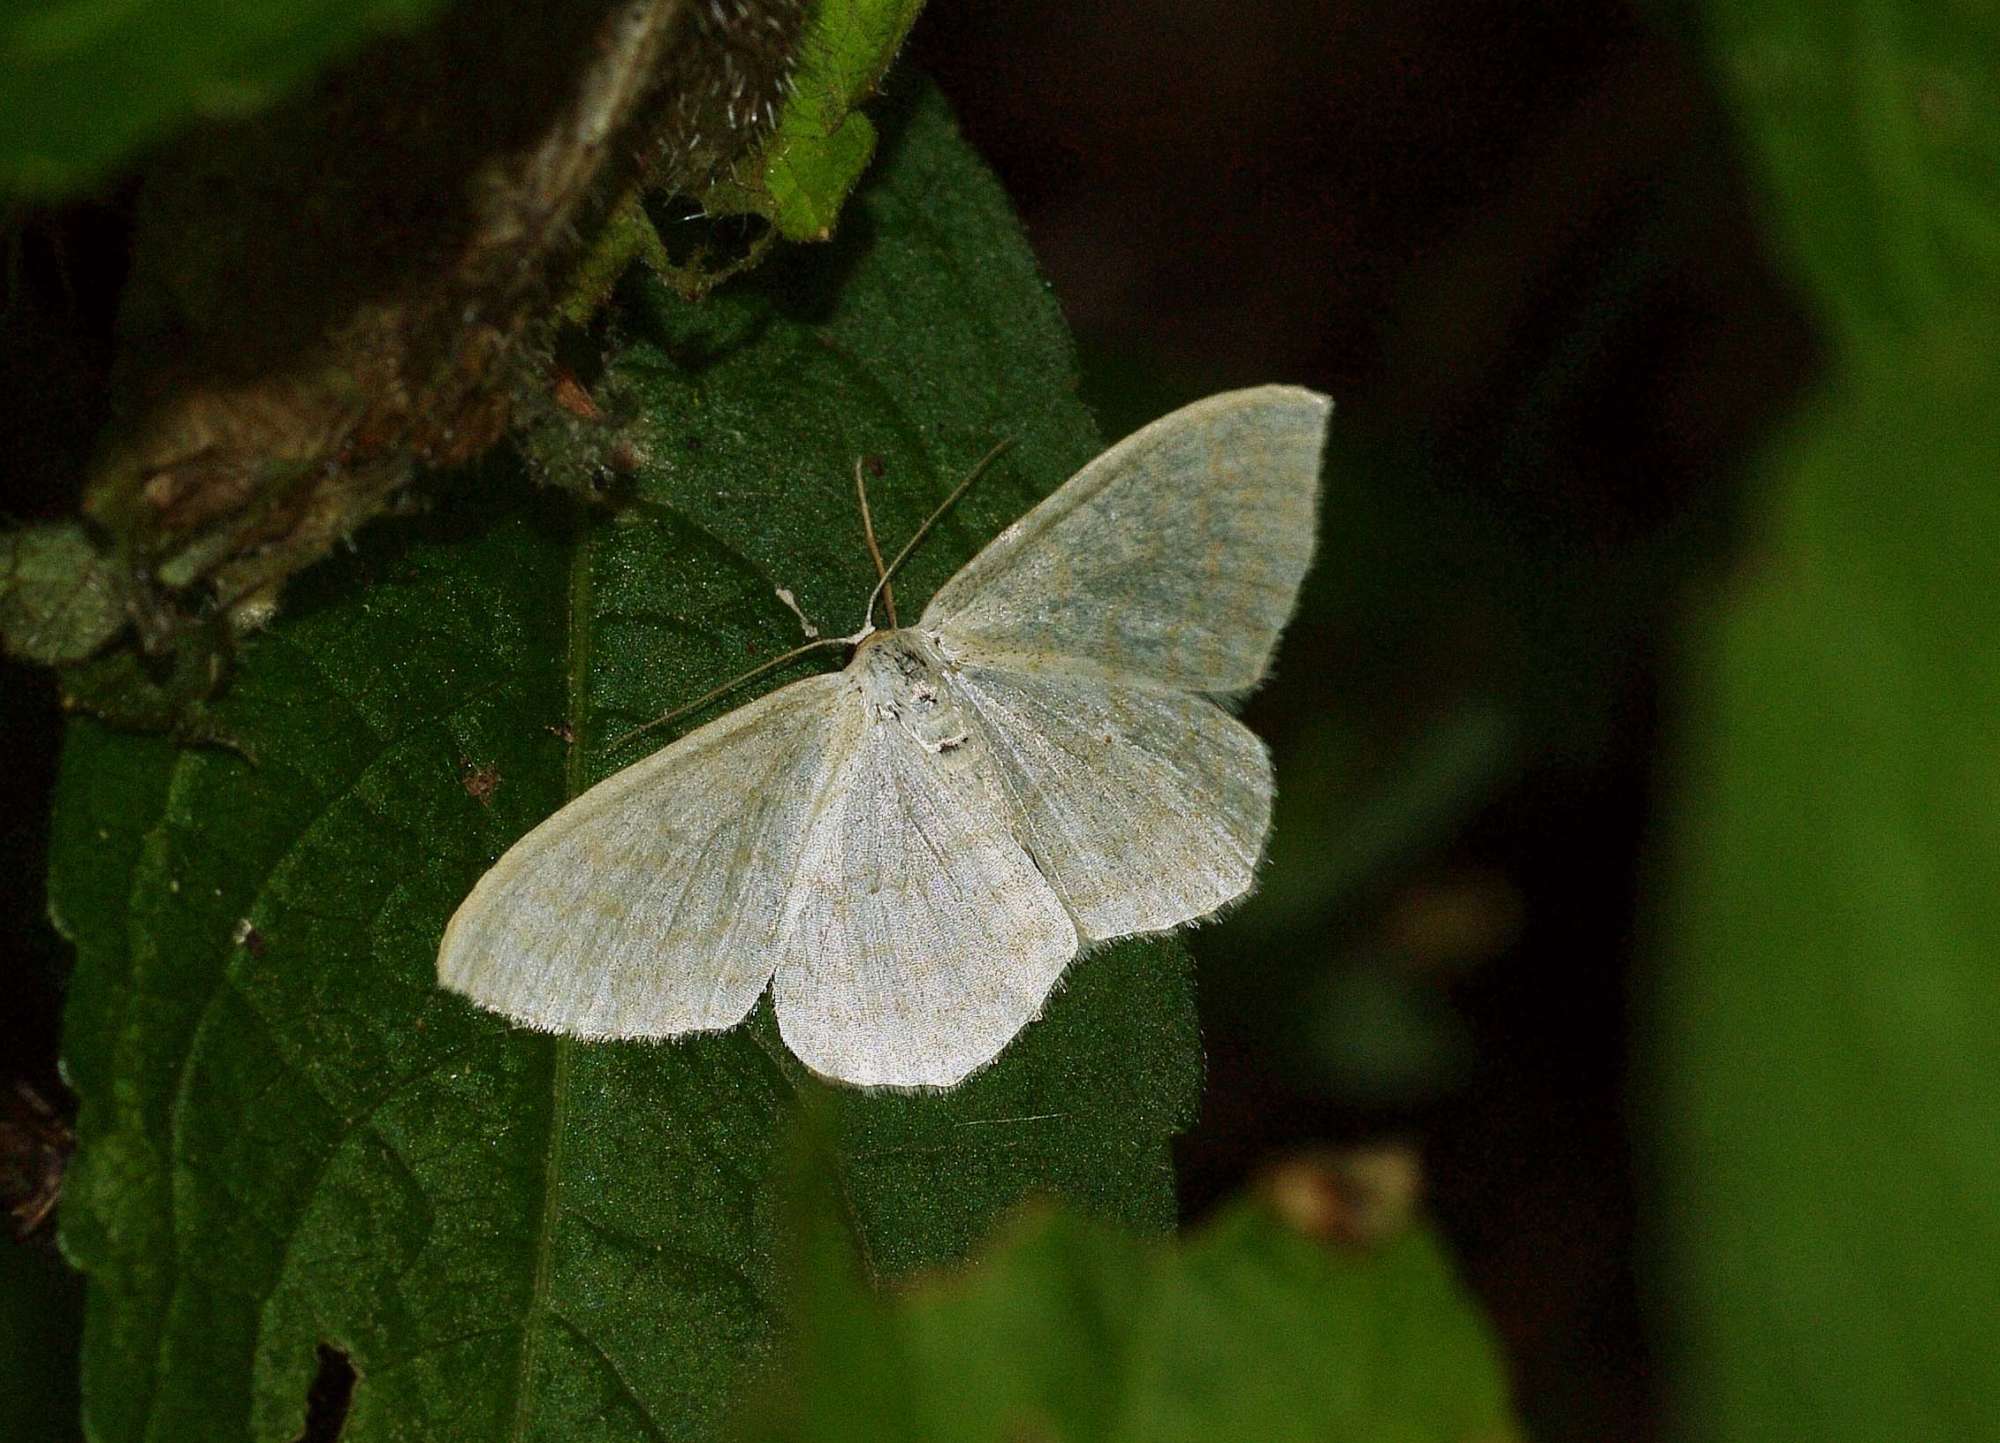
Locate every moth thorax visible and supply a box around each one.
[854,629,968,752]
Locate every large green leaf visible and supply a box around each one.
[737,1159,1521,1443]
[0,0,447,193]
[51,85,1200,1443]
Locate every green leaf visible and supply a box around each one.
[705,0,927,241]
[738,1160,1521,1443]
[1707,2,2000,348]
[0,0,449,194]
[51,84,1199,1443]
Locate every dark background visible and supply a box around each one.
[2,4,1820,1439]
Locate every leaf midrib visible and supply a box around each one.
[508,506,595,1442]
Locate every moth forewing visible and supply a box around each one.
[920,384,1331,694]
[436,673,854,1039]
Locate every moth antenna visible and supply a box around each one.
[609,635,845,750]
[862,438,1013,634]
[853,458,897,629]
[620,439,1013,750]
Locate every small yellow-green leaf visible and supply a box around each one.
[764,110,880,241]
[707,0,927,242]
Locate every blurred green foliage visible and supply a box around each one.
[738,1145,1521,1443]
[0,0,446,192]
[1659,2,2000,1437]
[1705,0,2000,350]
[1661,330,2000,1442]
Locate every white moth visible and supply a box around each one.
[437,385,1332,1087]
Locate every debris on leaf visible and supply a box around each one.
[1261,1144,1426,1247]
[0,522,131,664]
